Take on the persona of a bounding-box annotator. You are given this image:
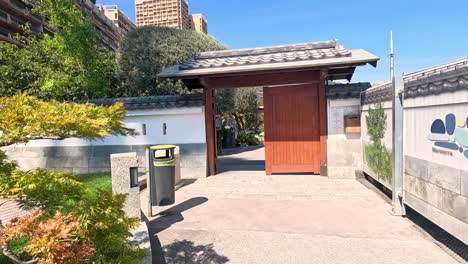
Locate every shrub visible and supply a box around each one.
[0,210,95,264]
[75,191,140,261]
[237,132,260,146]
[0,169,87,216]
[365,101,392,183]
[0,170,142,263]
[0,151,16,177]
[365,144,392,183]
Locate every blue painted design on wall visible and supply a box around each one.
[446,114,456,135]
[431,119,446,134]
[435,142,459,151]
[429,114,468,159]
[454,128,468,147]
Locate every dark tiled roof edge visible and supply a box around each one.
[326,82,371,99]
[77,94,204,110]
[194,40,339,59]
[361,82,393,105]
[404,61,468,99]
[179,40,353,71]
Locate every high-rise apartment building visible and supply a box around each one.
[189,13,207,34]
[98,5,136,35]
[135,0,190,30]
[0,0,133,50]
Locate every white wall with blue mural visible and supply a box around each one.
[404,90,468,171]
[403,89,468,245]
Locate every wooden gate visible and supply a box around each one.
[263,84,322,175]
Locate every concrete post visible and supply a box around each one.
[111,152,141,219]
[392,76,405,216]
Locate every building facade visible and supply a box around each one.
[98,5,136,36]
[0,0,131,50]
[189,13,207,33]
[75,0,130,50]
[135,0,190,29]
[0,0,53,44]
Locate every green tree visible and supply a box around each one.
[216,88,260,132]
[0,0,116,100]
[115,26,226,97]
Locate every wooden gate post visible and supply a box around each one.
[201,79,217,176]
[319,69,328,176]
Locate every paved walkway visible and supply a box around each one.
[147,147,458,264]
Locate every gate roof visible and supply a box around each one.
[158,40,379,89]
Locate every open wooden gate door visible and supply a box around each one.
[263,84,322,175]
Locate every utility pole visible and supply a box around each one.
[391,31,405,216]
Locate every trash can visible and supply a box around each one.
[149,145,176,206]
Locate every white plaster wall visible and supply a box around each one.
[24,106,206,147]
[404,90,468,171]
[327,98,362,178]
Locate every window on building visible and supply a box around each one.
[0,8,7,21]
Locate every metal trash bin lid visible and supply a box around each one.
[150,144,176,150]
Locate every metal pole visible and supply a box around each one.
[391,31,405,216]
[146,147,153,217]
[390,30,395,80]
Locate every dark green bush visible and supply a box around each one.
[237,132,260,146]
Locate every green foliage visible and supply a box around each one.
[365,101,392,182]
[0,169,142,262]
[0,34,44,97]
[0,0,116,100]
[0,151,16,177]
[0,94,136,146]
[116,26,226,97]
[7,236,31,261]
[0,169,87,215]
[216,88,261,132]
[237,132,260,146]
[365,144,392,182]
[366,101,387,145]
[75,191,140,261]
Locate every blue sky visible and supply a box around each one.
[97,0,468,82]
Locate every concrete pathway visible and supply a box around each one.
[147,147,458,264]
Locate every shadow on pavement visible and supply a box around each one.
[162,240,229,264]
[219,145,263,156]
[145,197,209,263]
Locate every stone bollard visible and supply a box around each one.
[110,152,141,219]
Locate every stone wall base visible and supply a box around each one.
[2,143,207,179]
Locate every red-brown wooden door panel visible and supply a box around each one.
[263,84,321,174]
